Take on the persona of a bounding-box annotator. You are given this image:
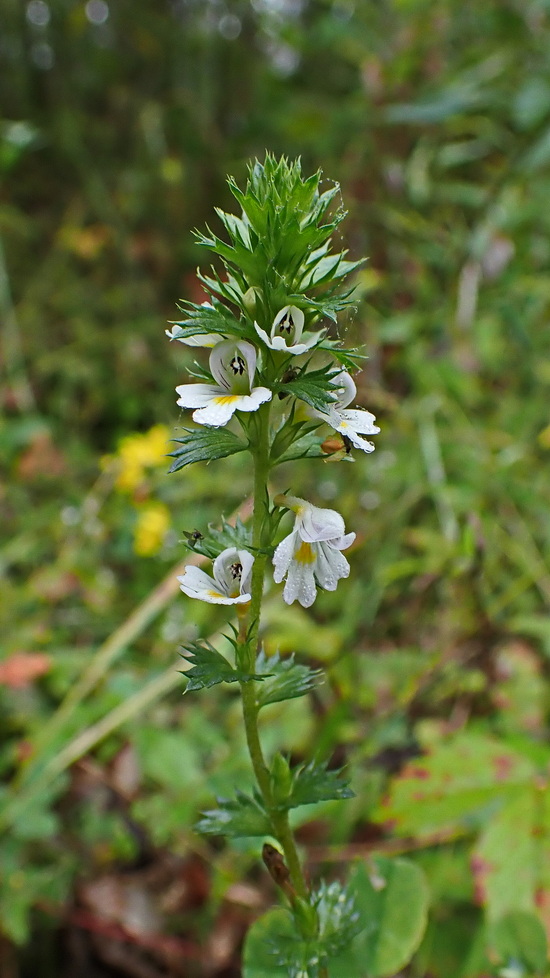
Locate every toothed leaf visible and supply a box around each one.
[181,641,261,691]
[255,650,322,708]
[197,789,272,838]
[287,760,354,809]
[168,427,247,472]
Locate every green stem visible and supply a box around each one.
[239,401,309,904]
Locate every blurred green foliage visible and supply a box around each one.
[2,0,550,975]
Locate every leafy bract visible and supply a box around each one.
[269,414,320,463]
[243,880,364,978]
[275,364,340,413]
[287,760,354,809]
[195,155,361,314]
[255,649,321,708]
[183,517,252,559]
[170,298,251,341]
[181,641,261,691]
[274,433,326,464]
[196,789,272,838]
[168,427,247,472]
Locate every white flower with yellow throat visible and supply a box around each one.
[272,496,355,608]
[178,547,253,605]
[175,339,272,427]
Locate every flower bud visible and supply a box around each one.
[243,286,261,316]
[271,752,292,805]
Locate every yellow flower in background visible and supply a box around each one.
[101,425,169,492]
[133,502,170,556]
[538,424,550,449]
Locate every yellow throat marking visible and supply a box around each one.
[294,541,316,564]
[214,395,240,405]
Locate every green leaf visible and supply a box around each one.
[168,427,247,472]
[255,649,322,708]
[243,880,364,978]
[274,432,326,464]
[269,413,320,463]
[488,911,548,976]
[196,789,272,838]
[207,516,252,553]
[276,365,339,413]
[472,786,550,922]
[170,298,250,340]
[328,858,429,978]
[181,641,261,691]
[318,340,366,372]
[243,908,305,977]
[287,760,354,809]
[373,733,536,837]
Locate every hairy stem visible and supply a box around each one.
[240,401,310,904]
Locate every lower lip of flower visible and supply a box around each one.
[207,589,226,599]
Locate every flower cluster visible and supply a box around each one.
[170,156,380,609]
[177,498,355,609]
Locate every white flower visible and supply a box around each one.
[178,547,253,604]
[311,371,380,453]
[166,303,224,348]
[254,305,323,355]
[175,339,272,427]
[272,496,355,608]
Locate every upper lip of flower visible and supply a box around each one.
[254,305,324,355]
[175,339,272,427]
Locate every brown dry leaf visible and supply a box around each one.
[17,431,67,480]
[110,742,141,800]
[80,875,161,937]
[0,652,51,688]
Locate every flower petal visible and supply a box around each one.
[175,384,222,408]
[210,339,257,391]
[238,387,273,411]
[272,305,305,342]
[330,531,356,551]
[332,371,357,410]
[315,542,351,590]
[339,408,380,435]
[177,564,250,604]
[297,502,347,543]
[253,322,272,347]
[273,529,298,583]
[212,547,254,599]
[283,553,317,607]
[166,327,224,347]
[192,395,243,427]
[338,427,376,453]
[237,549,255,591]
